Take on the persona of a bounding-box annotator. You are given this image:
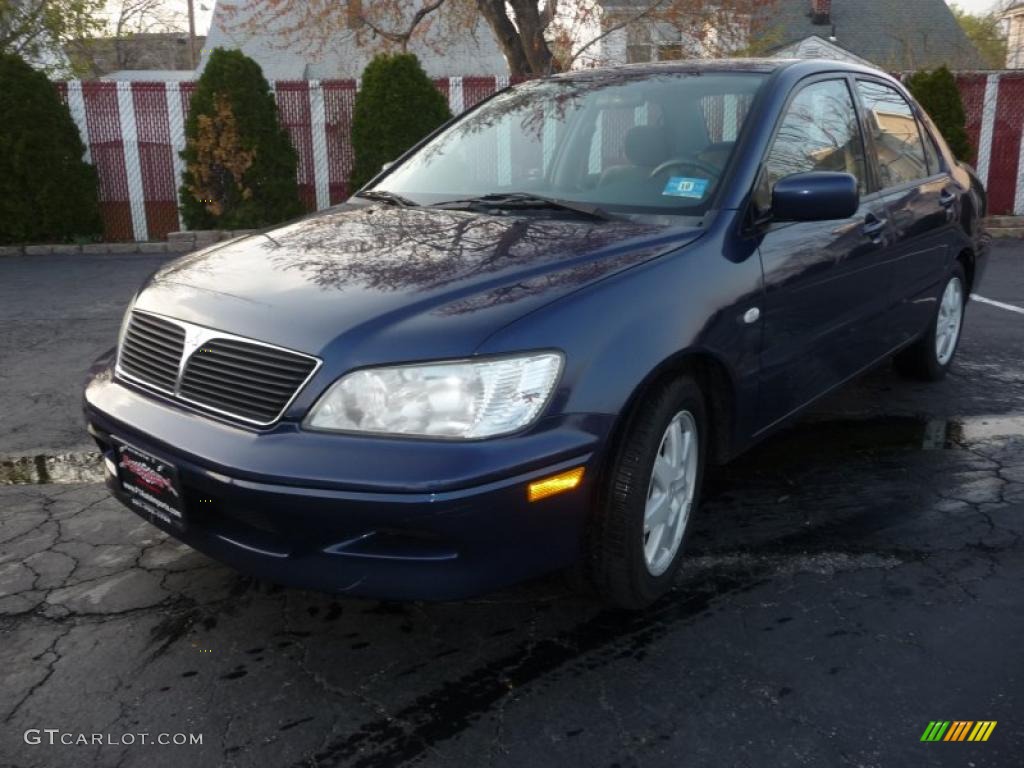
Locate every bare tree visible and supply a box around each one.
[221,0,777,78]
[357,0,449,51]
[110,0,187,68]
[62,0,187,75]
[220,0,461,60]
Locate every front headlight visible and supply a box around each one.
[305,352,563,439]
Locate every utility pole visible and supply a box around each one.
[187,0,197,69]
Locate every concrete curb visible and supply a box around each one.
[985,216,1023,227]
[984,216,1024,240]
[1,229,259,257]
[1,450,103,485]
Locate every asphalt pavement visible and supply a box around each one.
[1,243,1022,767]
[0,253,172,455]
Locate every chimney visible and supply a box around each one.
[811,0,831,25]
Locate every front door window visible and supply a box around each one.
[755,78,867,212]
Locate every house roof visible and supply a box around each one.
[772,34,875,66]
[759,0,986,69]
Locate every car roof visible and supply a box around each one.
[546,57,890,82]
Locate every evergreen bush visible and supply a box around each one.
[349,53,452,191]
[0,53,101,245]
[180,49,303,230]
[906,66,972,162]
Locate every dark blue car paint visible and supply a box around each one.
[84,59,989,600]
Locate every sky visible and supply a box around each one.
[173,0,215,35]
[947,0,1004,13]
[101,1,215,36]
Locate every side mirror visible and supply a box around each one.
[771,171,859,222]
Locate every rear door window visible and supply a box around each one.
[920,124,944,175]
[856,81,930,188]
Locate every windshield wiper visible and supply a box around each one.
[433,192,613,221]
[354,189,419,207]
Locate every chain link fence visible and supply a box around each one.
[54,72,1024,242]
[955,72,1024,218]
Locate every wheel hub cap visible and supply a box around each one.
[935,277,964,366]
[643,410,698,576]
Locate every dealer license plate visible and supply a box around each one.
[115,441,185,529]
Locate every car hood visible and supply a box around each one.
[134,205,703,368]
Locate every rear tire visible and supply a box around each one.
[894,264,966,381]
[587,375,706,610]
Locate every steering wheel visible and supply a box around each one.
[648,155,722,180]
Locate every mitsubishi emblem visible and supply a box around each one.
[175,326,209,389]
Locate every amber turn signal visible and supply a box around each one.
[527,466,585,502]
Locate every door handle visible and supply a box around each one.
[863,215,888,238]
[939,189,956,208]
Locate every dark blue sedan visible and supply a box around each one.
[84,59,988,608]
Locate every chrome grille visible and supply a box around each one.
[116,311,320,426]
[180,338,318,424]
[118,312,185,392]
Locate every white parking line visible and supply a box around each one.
[971,294,1024,316]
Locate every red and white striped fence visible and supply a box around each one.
[54,71,1024,242]
[955,73,1024,219]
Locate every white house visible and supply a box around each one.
[560,0,752,70]
[569,0,984,71]
[198,0,986,82]
[1004,2,1024,69]
[200,0,508,79]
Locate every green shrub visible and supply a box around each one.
[349,53,452,191]
[906,66,972,162]
[0,53,101,245]
[180,48,303,230]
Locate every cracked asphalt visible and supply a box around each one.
[2,244,1023,767]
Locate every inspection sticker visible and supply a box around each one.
[662,176,709,199]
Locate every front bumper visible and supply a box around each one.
[84,366,611,600]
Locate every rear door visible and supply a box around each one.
[854,79,955,339]
[754,76,895,432]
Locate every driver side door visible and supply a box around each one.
[755,76,896,433]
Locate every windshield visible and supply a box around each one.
[374,71,766,216]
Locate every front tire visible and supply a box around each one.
[588,375,706,610]
[894,264,966,381]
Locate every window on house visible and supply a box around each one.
[346,0,363,29]
[657,43,684,61]
[626,45,653,63]
[856,80,930,187]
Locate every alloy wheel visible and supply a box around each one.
[935,276,964,366]
[643,410,698,576]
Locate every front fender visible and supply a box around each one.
[475,229,763,434]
